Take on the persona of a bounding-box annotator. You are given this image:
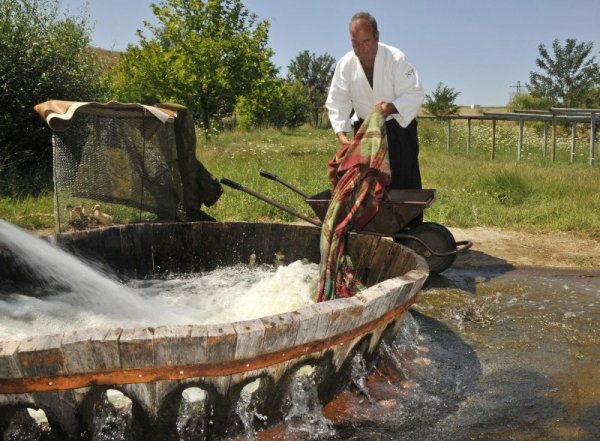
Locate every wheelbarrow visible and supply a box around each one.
[220,170,471,273]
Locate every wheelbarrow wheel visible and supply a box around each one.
[395,222,456,274]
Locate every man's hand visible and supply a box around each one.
[336,131,351,147]
[374,100,397,117]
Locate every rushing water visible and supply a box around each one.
[0,220,318,340]
[2,220,599,440]
[246,265,600,441]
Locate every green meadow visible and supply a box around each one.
[2,119,599,239]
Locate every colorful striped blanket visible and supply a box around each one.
[317,112,391,302]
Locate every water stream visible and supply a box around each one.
[0,220,318,340]
[2,220,599,439]
[240,264,599,440]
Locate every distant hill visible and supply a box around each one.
[90,47,122,74]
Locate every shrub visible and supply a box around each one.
[0,0,103,195]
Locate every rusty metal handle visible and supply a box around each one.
[220,178,242,190]
[455,240,472,253]
[259,169,310,199]
[220,178,322,227]
[259,170,279,181]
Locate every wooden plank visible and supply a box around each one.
[291,304,322,345]
[188,222,214,273]
[324,297,367,337]
[62,328,103,373]
[233,320,265,359]
[91,328,122,371]
[119,223,153,277]
[154,325,199,366]
[0,340,22,378]
[260,312,299,353]
[307,301,335,342]
[376,278,416,309]
[31,389,78,436]
[154,325,208,366]
[119,327,154,369]
[379,244,413,280]
[366,239,394,286]
[205,323,236,363]
[149,223,189,274]
[17,334,65,377]
[356,283,396,323]
[347,234,380,285]
[122,382,158,417]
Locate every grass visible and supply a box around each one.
[2,119,599,239]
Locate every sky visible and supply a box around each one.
[60,0,600,106]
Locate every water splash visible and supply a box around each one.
[349,353,375,405]
[284,366,336,440]
[0,220,178,331]
[176,387,208,441]
[3,408,51,441]
[0,220,319,340]
[91,389,133,441]
[234,380,267,441]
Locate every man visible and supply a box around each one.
[326,12,425,194]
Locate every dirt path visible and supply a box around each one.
[449,227,600,269]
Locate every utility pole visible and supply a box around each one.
[510,81,527,94]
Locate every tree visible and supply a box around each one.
[506,92,550,111]
[423,82,461,116]
[287,51,335,126]
[105,0,276,133]
[528,38,600,108]
[0,0,103,194]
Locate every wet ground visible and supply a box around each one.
[248,257,600,440]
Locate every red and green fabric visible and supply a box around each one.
[317,111,391,302]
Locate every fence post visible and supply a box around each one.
[570,122,576,163]
[551,115,557,161]
[491,119,496,160]
[590,112,597,166]
[447,118,451,151]
[518,118,524,160]
[467,118,471,155]
[543,121,548,158]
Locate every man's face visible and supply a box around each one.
[350,19,379,65]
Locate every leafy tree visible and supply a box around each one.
[105,0,276,133]
[287,51,335,126]
[236,79,311,129]
[582,87,600,108]
[236,76,284,129]
[423,82,461,116]
[506,92,550,111]
[0,0,102,194]
[528,38,600,108]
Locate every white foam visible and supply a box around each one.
[0,220,318,340]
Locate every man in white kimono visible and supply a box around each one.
[326,12,426,200]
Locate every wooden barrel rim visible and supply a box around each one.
[0,296,418,394]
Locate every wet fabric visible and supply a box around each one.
[317,111,391,302]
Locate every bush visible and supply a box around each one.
[0,0,103,195]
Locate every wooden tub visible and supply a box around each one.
[0,222,427,439]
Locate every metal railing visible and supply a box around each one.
[421,108,599,166]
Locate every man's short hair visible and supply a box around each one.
[350,12,378,36]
